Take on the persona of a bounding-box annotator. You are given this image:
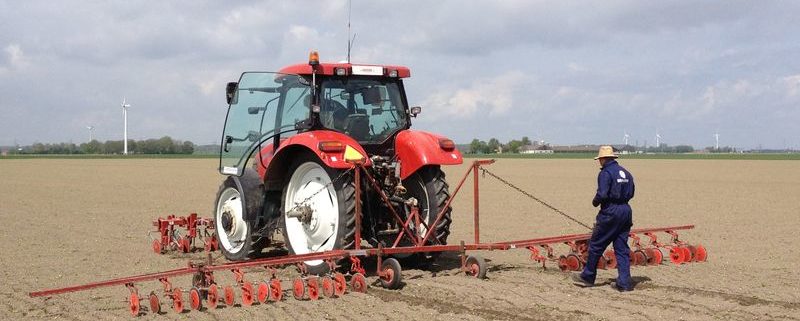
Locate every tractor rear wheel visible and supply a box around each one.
[214,168,266,261]
[282,155,356,275]
[403,166,453,246]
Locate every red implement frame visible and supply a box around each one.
[29,160,706,315]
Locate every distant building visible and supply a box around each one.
[520,144,554,154]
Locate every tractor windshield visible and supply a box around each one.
[219,72,309,176]
[319,77,408,143]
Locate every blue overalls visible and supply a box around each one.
[580,159,635,289]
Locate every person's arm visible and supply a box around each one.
[592,170,611,207]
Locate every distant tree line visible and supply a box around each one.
[18,136,194,155]
[469,136,533,154]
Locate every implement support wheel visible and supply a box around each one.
[645,248,663,266]
[633,250,648,266]
[566,254,582,271]
[694,244,708,262]
[257,281,270,303]
[322,277,335,298]
[171,288,183,313]
[669,247,685,265]
[307,277,320,300]
[241,282,254,306]
[293,278,305,300]
[351,273,367,293]
[270,279,283,302]
[224,285,235,306]
[465,255,488,279]
[333,273,347,296]
[152,240,162,254]
[207,284,218,309]
[681,247,693,263]
[604,250,617,269]
[148,291,160,314]
[380,258,403,289]
[128,291,140,317]
[189,287,202,311]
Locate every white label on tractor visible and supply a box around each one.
[222,166,239,175]
[331,156,337,162]
[351,65,383,76]
[451,153,457,159]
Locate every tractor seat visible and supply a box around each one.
[344,114,370,141]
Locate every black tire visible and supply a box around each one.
[380,258,403,289]
[214,168,266,261]
[281,154,356,275]
[403,166,452,246]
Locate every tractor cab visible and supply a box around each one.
[219,52,415,177]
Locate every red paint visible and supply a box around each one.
[256,130,372,179]
[395,130,463,179]
[278,62,411,78]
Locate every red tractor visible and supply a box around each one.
[214,52,462,273]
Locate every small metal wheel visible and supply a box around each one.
[224,285,235,306]
[171,288,184,313]
[646,248,663,266]
[180,236,191,253]
[293,278,305,300]
[557,255,569,272]
[597,255,608,270]
[694,244,708,262]
[464,255,488,279]
[683,246,694,263]
[633,250,648,266]
[241,282,254,306]
[257,281,270,303]
[333,273,347,296]
[307,277,320,300]
[128,291,140,317]
[604,250,617,269]
[152,240,162,254]
[321,277,336,298]
[148,291,160,314]
[269,279,283,302]
[206,284,218,309]
[565,254,582,271]
[380,258,403,289]
[350,273,367,293]
[669,247,685,265]
[189,287,203,311]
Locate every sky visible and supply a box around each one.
[1,1,798,149]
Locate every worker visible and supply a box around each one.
[572,145,635,292]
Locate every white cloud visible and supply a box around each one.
[420,71,525,119]
[4,44,29,69]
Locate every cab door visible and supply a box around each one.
[219,72,308,176]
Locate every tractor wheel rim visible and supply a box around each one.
[284,162,339,267]
[215,187,247,254]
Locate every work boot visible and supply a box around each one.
[610,282,634,292]
[571,273,594,287]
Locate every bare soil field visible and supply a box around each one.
[1,158,799,320]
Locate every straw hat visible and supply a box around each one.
[594,145,618,160]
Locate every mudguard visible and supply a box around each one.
[395,130,463,179]
[256,130,371,190]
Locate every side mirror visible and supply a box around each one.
[410,106,422,117]
[226,82,238,105]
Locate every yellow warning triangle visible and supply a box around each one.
[344,145,365,162]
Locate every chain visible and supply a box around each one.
[286,166,355,213]
[479,167,593,230]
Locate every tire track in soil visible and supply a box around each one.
[638,283,800,310]
[368,285,589,321]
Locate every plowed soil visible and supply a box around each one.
[1,158,798,320]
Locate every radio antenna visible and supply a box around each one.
[346,0,356,63]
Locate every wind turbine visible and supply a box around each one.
[623,131,630,146]
[714,132,720,150]
[655,131,662,148]
[121,98,131,155]
[86,125,95,142]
